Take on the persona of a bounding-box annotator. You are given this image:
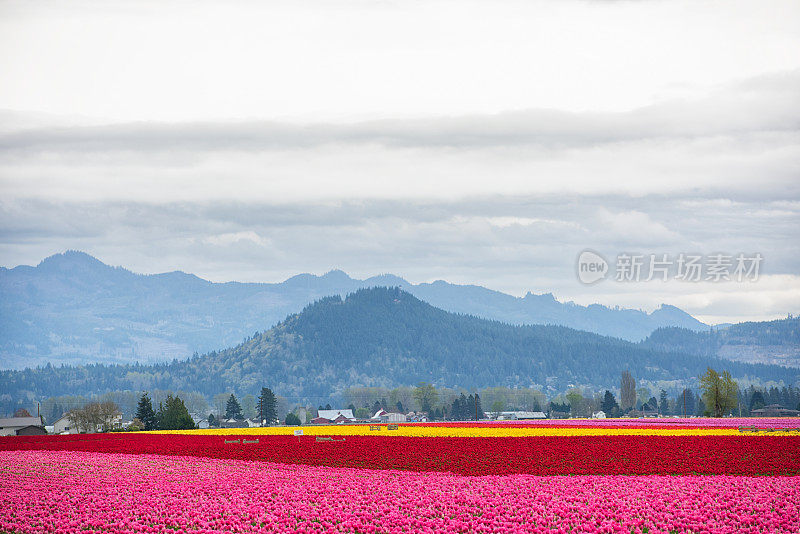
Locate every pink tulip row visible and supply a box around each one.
[435,417,800,428]
[2,450,799,534]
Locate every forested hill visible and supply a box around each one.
[1,251,707,369]
[641,317,800,368]
[2,288,796,402]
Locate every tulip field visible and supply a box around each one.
[2,418,800,533]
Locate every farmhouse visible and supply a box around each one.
[0,416,46,436]
[309,416,330,424]
[317,410,355,422]
[309,409,356,424]
[220,418,250,429]
[53,414,77,434]
[750,404,800,417]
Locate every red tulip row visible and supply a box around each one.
[3,433,799,475]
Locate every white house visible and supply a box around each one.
[53,414,77,434]
[592,411,607,419]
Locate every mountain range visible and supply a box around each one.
[0,251,708,369]
[643,318,800,368]
[3,287,796,404]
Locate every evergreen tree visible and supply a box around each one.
[225,394,243,420]
[135,392,156,431]
[208,413,216,427]
[451,395,464,421]
[467,394,476,420]
[285,413,301,426]
[257,387,277,426]
[749,390,765,411]
[601,390,619,416]
[156,395,195,430]
[659,389,669,415]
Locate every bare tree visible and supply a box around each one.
[67,401,120,433]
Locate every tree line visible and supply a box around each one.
[9,370,800,426]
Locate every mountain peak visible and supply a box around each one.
[364,273,409,287]
[321,269,353,282]
[37,250,108,272]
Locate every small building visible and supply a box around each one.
[385,412,406,423]
[591,411,607,419]
[0,417,45,436]
[15,425,47,436]
[310,416,331,424]
[372,409,407,423]
[53,414,76,434]
[751,404,800,417]
[405,411,428,422]
[220,418,250,429]
[514,411,547,420]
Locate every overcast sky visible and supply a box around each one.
[1,0,798,324]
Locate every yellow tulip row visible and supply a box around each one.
[148,425,800,438]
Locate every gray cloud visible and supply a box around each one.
[1,71,798,323]
[1,71,798,154]
[1,193,798,324]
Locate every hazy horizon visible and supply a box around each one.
[4,249,798,326]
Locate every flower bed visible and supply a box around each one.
[422,417,800,429]
[2,450,798,534]
[3,433,799,475]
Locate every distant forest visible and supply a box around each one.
[1,288,798,415]
[643,317,800,356]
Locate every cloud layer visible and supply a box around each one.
[0,1,798,324]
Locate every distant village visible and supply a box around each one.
[2,402,798,437]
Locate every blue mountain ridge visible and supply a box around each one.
[0,250,708,369]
